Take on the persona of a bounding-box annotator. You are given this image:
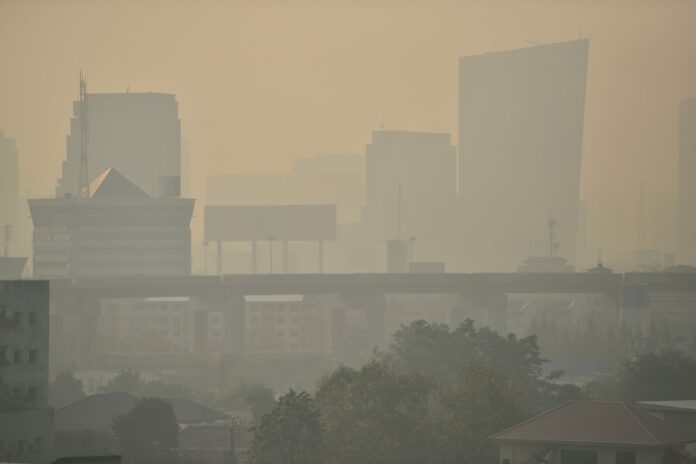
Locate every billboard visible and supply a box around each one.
[205,205,336,241]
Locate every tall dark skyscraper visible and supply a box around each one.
[679,97,696,265]
[56,92,181,199]
[458,39,588,271]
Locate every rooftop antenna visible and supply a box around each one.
[78,70,91,199]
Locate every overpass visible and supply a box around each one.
[46,272,696,368]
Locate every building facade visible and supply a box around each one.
[458,39,588,271]
[363,130,457,267]
[31,168,194,278]
[0,131,19,248]
[679,98,696,266]
[56,92,181,199]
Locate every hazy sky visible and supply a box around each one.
[1,0,695,263]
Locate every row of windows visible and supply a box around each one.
[0,438,43,458]
[0,306,39,327]
[0,347,39,365]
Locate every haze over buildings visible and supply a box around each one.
[458,39,588,271]
[0,131,19,251]
[679,98,696,266]
[56,92,181,199]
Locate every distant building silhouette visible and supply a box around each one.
[679,97,696,265]
[458,39,588,270]
[363,130,456,266]
[30,167,194,278]
[0,131,19,249]
[56,92,181,199]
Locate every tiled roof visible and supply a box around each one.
[492,401,696,446]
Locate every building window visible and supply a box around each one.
[29,349,37,364]
[32,438,42,453]
[616,452,636,464]
[562,450,598,464]
[28,386,37,404]
[13,349,22,364]
[14,311,22,326]
[502,459,511,464]
[28,311,37,326]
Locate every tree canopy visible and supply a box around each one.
[249,390,324,464]
[112,397,180,464]
[49,371,86,408]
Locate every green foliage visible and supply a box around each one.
[315,359,431,464]
[112,397,180,464]
[49,371,86,408]
[100,370,192,400]
[618,350,696,402]
[427,360,526,464]
[388,320,583,412]
[249,390,324,464]
[216,382,276,423]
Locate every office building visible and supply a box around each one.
[30,167,194,278]
[363,130,457,266]
[458,39,588,270]
[0,131,19,247]
[679,98,696,265]
[56,92,181,199]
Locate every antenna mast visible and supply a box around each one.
[78,71,91,199]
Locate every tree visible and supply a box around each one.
[427,360,526,464]
[216,382,276,423]
[112,397,179,464]
[49,371,86,408]
[249,390,324,464]
[101,370,144,395]
[315,359,431,464]
[141,381,193,400]
[617,350,696,402]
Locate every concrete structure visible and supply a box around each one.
[56,92,181,199]
[363,130,457,266]
[459,39,588,271]
[46,271,696,369]
[0,408,55,464]
[0,280,50,407]
[30,167,194,278]
[0,257,27,279]
[0,131,19,250]
[205,204,336,274]
[679,98,696,265]
[493,401,696,464]
[0,280,52,464]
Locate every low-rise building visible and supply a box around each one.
[492,401,696,464]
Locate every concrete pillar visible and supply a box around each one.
[283,241,289,274]
[223,293,246,355]
[216,240,223,277]
[365,293,387,348]
[251,241,257,274]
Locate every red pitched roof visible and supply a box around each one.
[492,401,696,447]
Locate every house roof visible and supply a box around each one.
[55,392,228,432]
[492,401,696,447]
[89,167,150,199]
[638,401,696,413]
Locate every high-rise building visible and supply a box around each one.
[31,167,194,278]
[56,92,181,199]
[458,39,588,270]
[363,130,457,265]
[0,131,19,249]
[678,98,696,265]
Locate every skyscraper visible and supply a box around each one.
[56,92,181,199]
[678,97,696,265]
[458,39,588,270]
[0,131,19,249]
[363,130,456,265]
